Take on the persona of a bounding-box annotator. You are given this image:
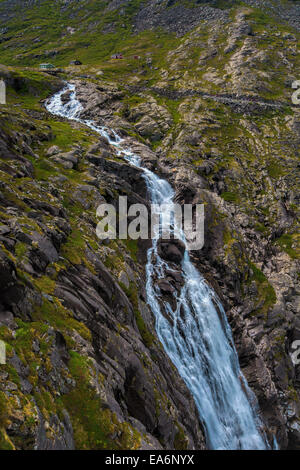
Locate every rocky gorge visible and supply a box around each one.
[0,0,299,451]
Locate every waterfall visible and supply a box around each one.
[45,83,271,450]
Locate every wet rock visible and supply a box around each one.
[0,224,10,235]
[157,279,175,296]
[60,90,72,104]
[157,239,186,264]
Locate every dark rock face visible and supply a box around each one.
[35,408,75,450]
[157,239,186,264]
[0,251,24,309]
[60,90,72,104]
[52,257,205,449]
[242,0,300,31]
[86,154,147,196]
[133,1,229,36]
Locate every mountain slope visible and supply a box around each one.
[0,0,299,450]
[0,0,299,67]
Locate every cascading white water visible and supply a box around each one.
[46,84,271,450]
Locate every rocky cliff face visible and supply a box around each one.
[0,0,299,451]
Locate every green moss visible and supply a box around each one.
[61,351,141,450]
[34,388,58,420]
[48,120,93,151]
[267,162,285,178]
[34,276,56,294]
[155,95,181,125]
[250,263,266,283]
[1,188,29,212]
[248,262,277,317]
[34,160,57,181]
[275,233,298,260]
[223,227,239,257]
[134,310,155,349]
[33,298,92,344]
[174,422,188,450]
[0,326,12,343]
[121,282,155,348]
[61,229,86,265]
[221,191,240,203]
[0,429,15,450]
[255,222,269,235]
[0,392,9,429]
[287,386,300,403]
[123,239,138,262]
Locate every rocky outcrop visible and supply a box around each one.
[157,239,186,264]
[133,1,229,36]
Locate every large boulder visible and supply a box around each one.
[157,239,186,264]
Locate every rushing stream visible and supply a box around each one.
[46,83,271,450]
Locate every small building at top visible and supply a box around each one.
[0,79,6,105]
[39,63,55,70]
[111,53,123,59]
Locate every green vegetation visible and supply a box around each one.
[0,0,178,80]
[1,67,61,110]
[61,229,87,265]
[267,161,285,178]
[248,262,277,318]
[121,282,155,348]
[123,239,139,262]
[15,242,28,259]
[275,233,299,259]
[221,191,240,203]
[46,120,93,151]
[60,351,141,450]
[174,423,188,450]
[0,429,14,450]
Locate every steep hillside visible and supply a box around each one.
[0,0,299,450]
[0,0,299,66]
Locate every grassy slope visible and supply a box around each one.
[0,0,173,65]
[0,1,298,94]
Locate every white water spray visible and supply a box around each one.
[46,84,271,450]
